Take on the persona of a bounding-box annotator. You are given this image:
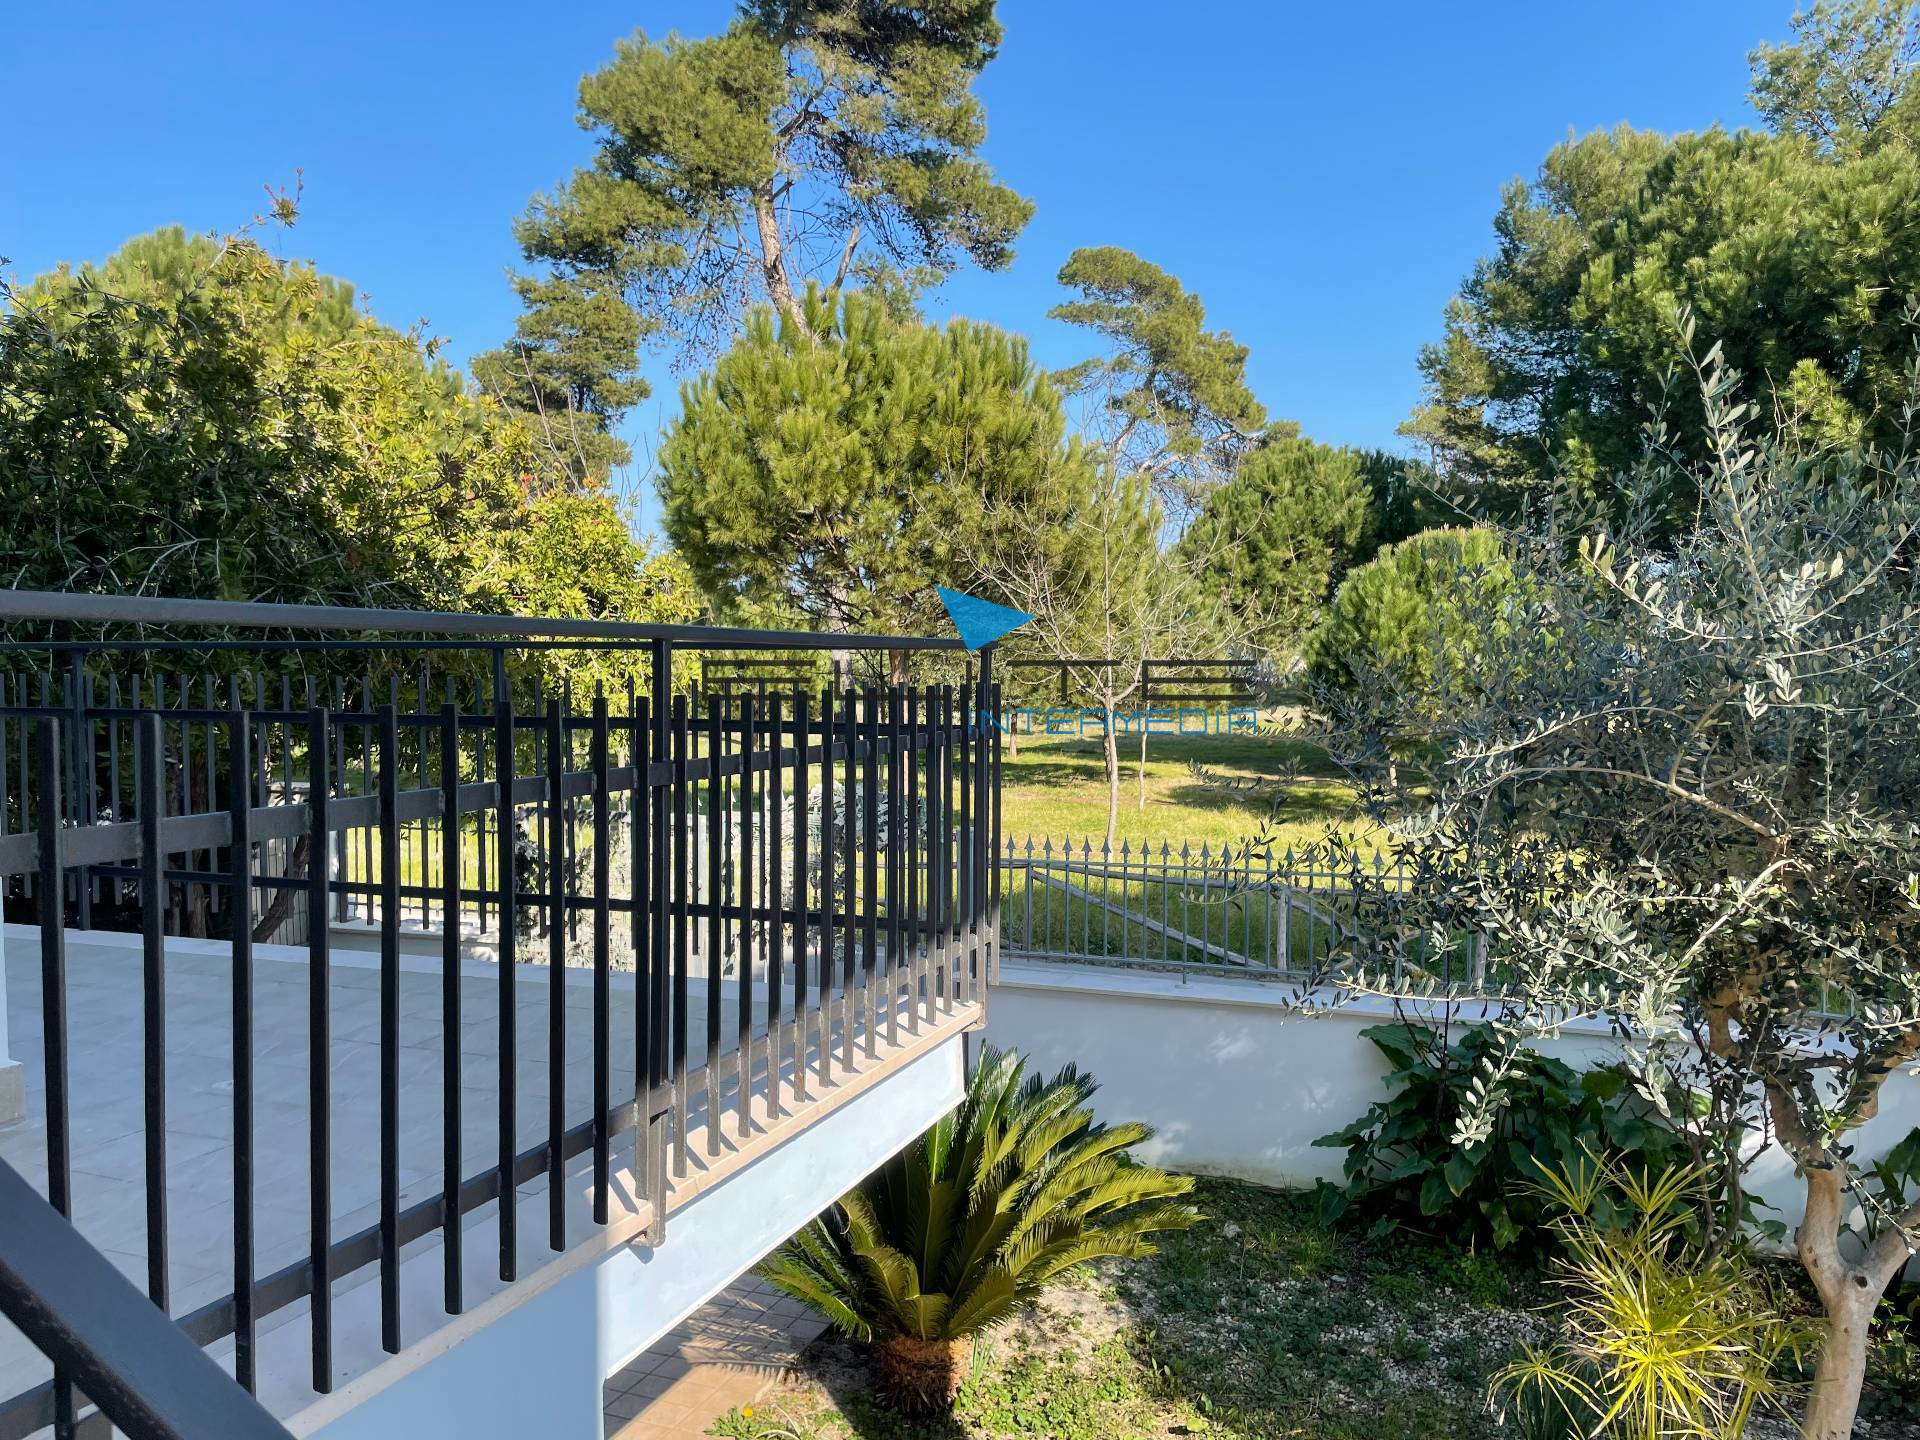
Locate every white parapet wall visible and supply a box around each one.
[985,959,1920,1234]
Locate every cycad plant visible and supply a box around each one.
[1492,1159,1812,1439]
[761,1048,1201,1413]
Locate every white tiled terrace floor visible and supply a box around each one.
[0,929,758,1407]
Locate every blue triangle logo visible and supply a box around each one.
[936,586,1033,651]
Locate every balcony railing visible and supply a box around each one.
[0,591,1000,1440]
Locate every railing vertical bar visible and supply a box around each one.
[704,696,722,1155]
[377,703,402,1354]
[839,688,857,1071]
[816,688,834,1089]
[475,674,491,936]
[671,695,691,1178]
[855,689,877,1057]
[926,688,942,1003]
[306,707,333,1392]
[546,700,567,1250]
[36,718,76,1440]
[202,676,217,926]
[990,679,1006,983]
[765,694,785,1120]
[940,686,956,1014]
[649,641,672,1232]
[417,664,432,930]
[791,693,811,1105]
[591,691,611,1225]
[137,715,169,1313]
[631,681,653,1221]
[958,682,973,1005]
[883,685,903,1045]
[905,689,924,1032]
[439,701,464,1313]
[735,695,754,1140]
[229,701,258,1389]
[106,677,123,909]
[279,675,293,938]
[358,674,373,929]
[332,679,349,924]
[493,659,518,1283]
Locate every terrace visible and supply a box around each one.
[0,591,1001,1440]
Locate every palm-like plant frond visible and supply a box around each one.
[762,1047,1201,1345]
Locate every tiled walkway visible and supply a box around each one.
[604,1273,826,1439]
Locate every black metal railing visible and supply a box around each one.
[0,591,1000,1440]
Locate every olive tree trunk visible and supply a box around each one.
[1792,1129,1920,1438]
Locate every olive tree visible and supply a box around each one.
[1312,329,1920,1440]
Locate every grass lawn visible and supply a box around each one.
[711,1176,1920,1440]
[709,1178,1551,1440]
[999,726,1368,854]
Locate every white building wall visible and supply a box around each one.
[985,960,1920,1233]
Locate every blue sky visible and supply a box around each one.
[1,2,1778,534]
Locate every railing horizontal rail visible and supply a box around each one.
[0,1158,295,1440]
[0,589,966,652]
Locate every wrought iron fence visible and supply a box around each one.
[998,835,1486,987]
[0,591,1000,1440]
[997,836,1862,1016]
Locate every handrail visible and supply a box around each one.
[0,589,964,653]
[0,1157,294,1440]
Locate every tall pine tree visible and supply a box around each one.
[658,288,1092,663]
[504,1,1032,368]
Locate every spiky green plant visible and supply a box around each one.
[1492,1159,1814,1439]
[760,1047,1201,1412]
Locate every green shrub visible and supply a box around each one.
[1312,1021,1706,1251]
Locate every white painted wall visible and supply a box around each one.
[985,960,1920,1233]
[298,1035,967,1440]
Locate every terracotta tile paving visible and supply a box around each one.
[604,1272,827,1439]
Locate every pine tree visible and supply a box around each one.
[1303,527,1520,779]
[1407,2,1920,530]
[657,287,1091,660]
[506,1,1033,365]
[470,272,649,487]
[1178,435,1373,663]
[1049,246,1267,518]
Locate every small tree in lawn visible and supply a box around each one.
[987,467,1225,846]
[1178,433,1375,666]
[1312,326,1920,1440]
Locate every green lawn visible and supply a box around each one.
[710,1178,1549,1440]
[711,1177,1920,1439]
[999,726,1368,854]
